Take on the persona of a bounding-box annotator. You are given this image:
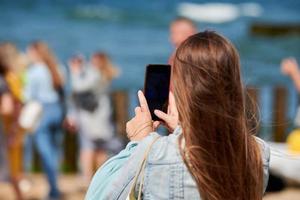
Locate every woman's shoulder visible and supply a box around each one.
[254,136,271,167]
[254,137,270,192]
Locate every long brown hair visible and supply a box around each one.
[0,42,27,75]
[173,31,263,199]
[0,43,27,102]
[30,41,63,89]
[91,52,119,82]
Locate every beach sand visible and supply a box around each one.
[0,174,299,200]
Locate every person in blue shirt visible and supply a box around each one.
[86,31,270,200]
[25,41,64,200]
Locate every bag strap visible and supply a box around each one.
[128,135,160,200]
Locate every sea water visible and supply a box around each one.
[0,0,299,137]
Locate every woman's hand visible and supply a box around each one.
[63,117,78,133]
[126,90,154,141]
[154,92,179,133]
[281,58,299,76]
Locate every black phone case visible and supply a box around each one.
[144,64,171,121]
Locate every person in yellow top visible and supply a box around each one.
[0,43,27,102]
[0,42,28,200]
[5,71,24,103]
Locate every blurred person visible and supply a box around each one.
[170,17,197,48]
[66,52,118,188]
[169,17,197,65]
[0,43,27,199]
[0,44,23,200]
[25,41,64,200]
[265,57,300,193]
[0,43,27,102]
[90,52,122,152]
[85,31,270,199]
[269,57,300,192]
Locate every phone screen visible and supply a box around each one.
[144,64,171,121]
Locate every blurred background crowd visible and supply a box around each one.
[0,40,123,199]
[0,0,299,200]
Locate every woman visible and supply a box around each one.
[67,52,118,188]
[0,43,26,200]
[25,41,64,199]
[0,74,22,200]
[0,43,26,102]
[86,31,270,200]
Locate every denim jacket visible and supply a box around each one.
[86,127,270,200]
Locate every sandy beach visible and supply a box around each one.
[0,174,299,200]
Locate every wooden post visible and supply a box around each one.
[273,86,287,142]
[245,86,260,135]
[62,131,78,173]
[111,91,129,139]
[32,131,79,173]
[250,22,300,36]
[32,147,42,172]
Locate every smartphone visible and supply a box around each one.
[144,64,171,121]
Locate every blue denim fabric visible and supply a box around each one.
[23,134,34,172]
[86,127,270,200]
[34,102,63,198]
[85,141,139,200]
